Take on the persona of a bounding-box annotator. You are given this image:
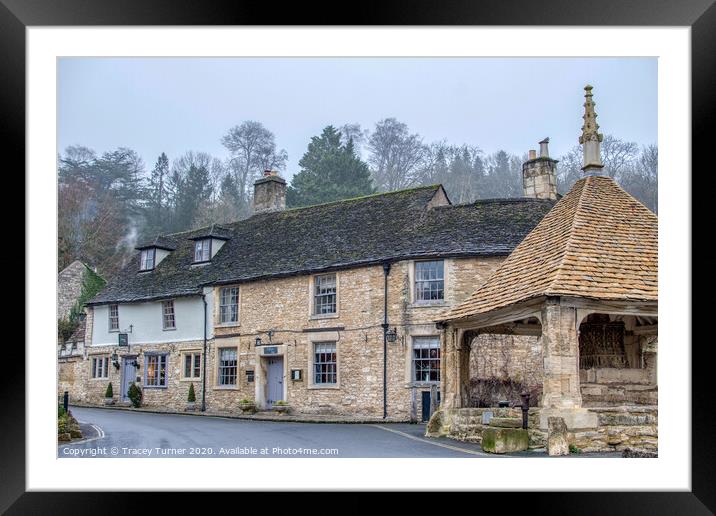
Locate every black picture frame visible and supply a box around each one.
[4,0,710,512]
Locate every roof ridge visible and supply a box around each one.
[544,176,590,296]
[261,184,442,216]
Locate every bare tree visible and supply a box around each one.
[367,118,425,191]
[601,134,639,180]
[221,121,287,213]
[339,123,369,156]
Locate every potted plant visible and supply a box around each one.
[104,382,115,405]
[238,398,255,414]
[186,383,196,411]
[272,400,290,414]
[127,382,142,408]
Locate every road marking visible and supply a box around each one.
[371,425,499,457]
[59,423,106,447]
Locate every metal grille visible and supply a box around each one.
[219,287,239,323]
[314,274,337,315]
[314,342,337,384]
[218,348,237,385]
[579,321,627,369]
[415,260,444,301]
[413,337,441,382]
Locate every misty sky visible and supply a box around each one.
[58,57,657,180]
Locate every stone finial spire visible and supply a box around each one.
[579,84,604,175]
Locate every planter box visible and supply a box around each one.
[239,403,256,414]
[104,398,115,406]
[273,405,290,414]
[185,402,196,412]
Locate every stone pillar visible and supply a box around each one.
[540,298,582,409]
[253,171,286,214]
[441,328,470,409]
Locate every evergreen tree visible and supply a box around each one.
[287,126,375,208]
[145,152,170,235]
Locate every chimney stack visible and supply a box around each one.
[522,138,558,200]
[253,170,286,214]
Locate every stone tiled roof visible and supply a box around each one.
[135,235,177,251]
[442,176,658,322]
[88,185,555,305]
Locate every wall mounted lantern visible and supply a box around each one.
[386,327,398,343]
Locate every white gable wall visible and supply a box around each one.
[91,289,214,346]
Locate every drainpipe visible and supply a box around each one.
[201,293,208,412]
[382,262,391,419]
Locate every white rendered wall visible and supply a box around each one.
[91,289,214,346]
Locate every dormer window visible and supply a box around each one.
[194,239,211,263]
[140,248,156,271]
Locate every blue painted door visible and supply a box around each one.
[266,357,284,408]
[121,357,136,401]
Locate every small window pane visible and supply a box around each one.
[314,342,337,384]
[219,287,239,323]
[109,304,119,331]
[415,261,444,302]
[162,300,176,329]
[313,274,337,315]
[194,239,211,262]
[218,348,237,386]
[145,354,168,387]
[412,337,441,382]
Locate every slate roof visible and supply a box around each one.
[442,176,658,322]
[88,185,555,305]
[136,235,177,251]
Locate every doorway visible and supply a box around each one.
[121,357,137,402]
[266,356,284,408]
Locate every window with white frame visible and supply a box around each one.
[313,342,337,385]
[162,300,176,330]
[139,248,156,271]
[412,336,441,382]
[194,239,211,263]
[183,352,202,379]
[145,354,168,388]
[313,274,337,315]
[108,304,119,331]
[218,348,237,386]
[91,356,109,378]
[415,260,445,302]
[219,287,239,324]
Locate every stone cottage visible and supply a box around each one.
[65,155,562,421]
[432,86,658,453]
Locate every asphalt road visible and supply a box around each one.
[59,407,619,458]
[58,406,504,458]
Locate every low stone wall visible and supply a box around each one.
[429,405,658,453]
[427,407,547,449]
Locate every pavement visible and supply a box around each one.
[58,406,618,458]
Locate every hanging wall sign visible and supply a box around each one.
[118,333,129,347]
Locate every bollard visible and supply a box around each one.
[519,391,531,430]
[63,391,69,413]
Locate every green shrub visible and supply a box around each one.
[274,400,288,406]
[127,382,142,408]
[187,383,196,402]
[569,444,582,454]
[58,404,66,418]
[58,411,70,434]
[105,382,114,398]
[239,398,253,404]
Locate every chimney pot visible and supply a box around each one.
[528,149,537,160]
[539,138,550,158]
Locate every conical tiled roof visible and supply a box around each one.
[442,175,657,321]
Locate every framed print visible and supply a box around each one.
[4,0,712,511]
